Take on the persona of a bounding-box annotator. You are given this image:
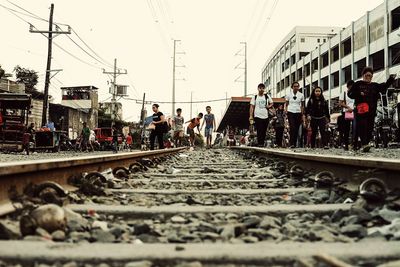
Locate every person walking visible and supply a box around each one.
[80,122,90,152]
[249,83,274,147]
[149,104,165,150]
[285,82,305,148]
[172,108,184,147]
[305,87,330,149]
[338,80,355,150]
[347,67,396,152]
[200,106,216,148]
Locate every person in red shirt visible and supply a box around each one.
[126,133,133,151]
[185,113,203,147]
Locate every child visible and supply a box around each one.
[186,113,203,147]
[200,106,216,148]
[172,108,184,147]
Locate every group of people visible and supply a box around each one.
[249,67,397,152]
[148,104,216,150]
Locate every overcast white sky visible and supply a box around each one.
[0,0,383,125]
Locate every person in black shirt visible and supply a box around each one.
[305,86,330,149]
[150,104,165,150]
[347,67,396,152]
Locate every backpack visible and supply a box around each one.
[161,121,170,133]
[254,94,274,118]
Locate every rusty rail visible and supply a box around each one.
[0,148,185,203]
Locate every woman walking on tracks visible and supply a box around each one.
[305,86,330,149]
[149,104,165,150]
[347,67,396,152]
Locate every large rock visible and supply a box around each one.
[21,204,66,235]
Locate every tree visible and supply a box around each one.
[0,65,5,79]
[13,65,39,92]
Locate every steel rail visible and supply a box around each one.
[0,148,184,203]
[232,147,400,190]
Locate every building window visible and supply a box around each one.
[317,38,320,43]
[301,38,305,43]
[291,54,296,65]
[304,84,311,99]
[355,58,367,78]
[305,63,311,76]
[341,38,352,57]
[331,71,339,88]
[370,50,384,71]
[285,59,290,70]
[323,39,326,43]
[321,76,329,91]
[342,65,352,85]
[320,52,329,68]
[291,72,296,84]
[391,6,400,32]
[285,76,289,88]
[297,67,303,80]
[390,43,400,66]
[299,52,309,59]
[330,45,339,63]
[312,58,318,73]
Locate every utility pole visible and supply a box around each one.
[140,93,146,144]
[242,42,247,96]
[190,91,193,119]
[234,42,247,96]
[102,58,127,127]
[30,4,71,127]
[172,40,185,116]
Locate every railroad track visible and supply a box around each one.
[0,148,399,267]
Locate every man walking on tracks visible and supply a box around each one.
[249,83,274,147]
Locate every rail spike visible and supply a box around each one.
[359,177,388,203]
[314,171,335,189]
[112,167,130,179]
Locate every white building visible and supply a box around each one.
[262,0,400,109]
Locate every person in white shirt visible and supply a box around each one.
[285,82,305,148]
[249,83,274,147]
[339,80,355,150]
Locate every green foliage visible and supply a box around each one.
[13,65,39,91]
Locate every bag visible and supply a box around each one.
[161,121,170,133]
[146,124,155,130]
[357,103,369,114]
[344,111,354,120]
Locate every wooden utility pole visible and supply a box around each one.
[30,4,70,127]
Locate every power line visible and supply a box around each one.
[250,0,280,57]
[70,28,114,68]
[5,0,47,22]
[63,30,113,69]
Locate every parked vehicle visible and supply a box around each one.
[94,127,122,150]
[0,93,31,152]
